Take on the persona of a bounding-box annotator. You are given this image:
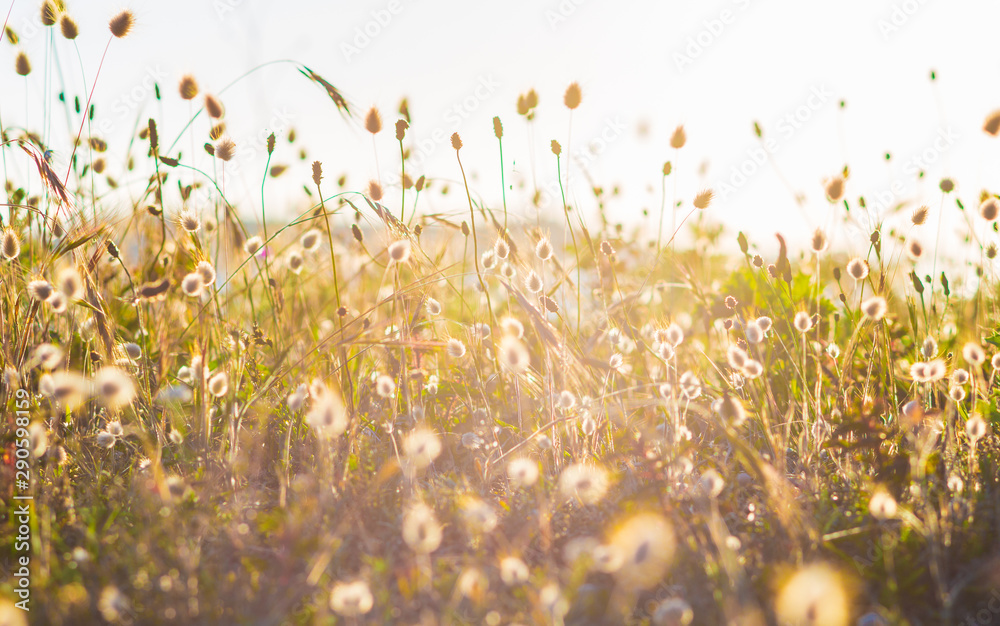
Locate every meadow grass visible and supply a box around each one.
[2,6,1000,626]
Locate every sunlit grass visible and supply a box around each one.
[2,6,1000,626]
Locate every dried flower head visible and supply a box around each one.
[811,228,828,252]
[402,503,442,554]
[178,209,200,233]
[525,270,543,294]
[364,107,382,134]
[446,338,466,358]
[196,261,216,286]
[300,228,321,252]
[861,296,887,321]
[507,458,539,488]
[966,414,988,442]
[215,137,236,162]
[387,240,411,263]
[563,82,582,109]
[55,265,82,300]
[402,427,441,472]
[181,273,203,297]
[208,372,229,397]
[108,10,134,38]
[869,490,897,520]
[980,197,999,221]
[329,581,373,617]
[793,311,813,332]
[15,51,31,76]
[535,237,553,261]
[846,258,869,281]
[911,205,929,225]
[28,280,53,302]
[985,109,1000,136]
[59,14,79,40]
[244,236,263,256]
[94,366,136,409]
[693,189,713,209]
[179,74,199,100]
[963,342,986,365]
[204,94,225,119]
[1,228,21,260]
[558,463,609,505]
[825,176,845,202]
[775,564,851,626]
[669,125,686,149]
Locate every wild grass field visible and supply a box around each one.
[3,5,1000,626]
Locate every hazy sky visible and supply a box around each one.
[4,0,1000,253]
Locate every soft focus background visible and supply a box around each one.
[3,0,1000,250]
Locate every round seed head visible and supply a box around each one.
[388,240,411,263]
[181,273,203,297]
[286,250,304,274]
[793,311,813,332]
[208,372,229,397]
[846,258,868,281]
[179,209,200,233]
[215,137,236,162]
[980,198,999,221]
[28,280,53,301]
[196,261,216,286]
[966,414,988,441]
[300,228,321,252]
[861,296,887,321]
[963,342,986,365]
[244,236,263,256]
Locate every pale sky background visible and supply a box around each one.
[3,0,1000,256]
